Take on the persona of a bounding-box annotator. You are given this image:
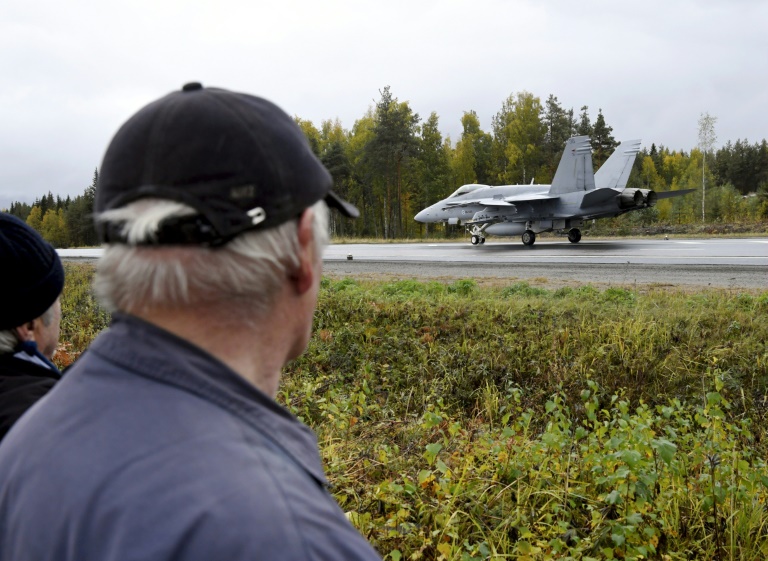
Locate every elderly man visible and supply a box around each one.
[0,84,380,560]
[0,213,64,442]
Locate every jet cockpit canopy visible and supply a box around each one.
[448,184,489,198]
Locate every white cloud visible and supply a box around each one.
[1,0,766,205]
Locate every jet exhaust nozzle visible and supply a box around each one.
[640,189,658,207]
[619,189,645,209]
[619,188,658,209]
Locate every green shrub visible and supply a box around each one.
[57,264,768,559]
[381,280,446,297]
[447,279,476,296]
[501,281,549,298]
[55,263,111,366]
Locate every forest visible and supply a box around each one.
[4,88,768,246]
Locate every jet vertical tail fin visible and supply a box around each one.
[594,139,641,191]
[549,136,595,195]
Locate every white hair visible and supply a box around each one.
[0,303,58,354]
[94,198,329,321]
[0,330,17,354]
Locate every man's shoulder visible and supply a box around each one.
[0,329,382,560]
[0,354,58,441]
[0,354,59,382]
[130,474,382,561]
[172,496,382,560]
[1,484,380,561]
[0,437,380,561]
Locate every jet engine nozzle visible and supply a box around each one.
[619,188,658,209]
[639,189,658,207]
[619,189,645,209]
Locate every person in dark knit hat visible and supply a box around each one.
[0,84,380,561]
[0,212,65,442]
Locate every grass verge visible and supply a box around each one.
[58,264,768,560]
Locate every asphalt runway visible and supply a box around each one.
[59,238,767,290]
[322,238,768,290]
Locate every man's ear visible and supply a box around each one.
[292,208,316,295]
[14,320,37,343]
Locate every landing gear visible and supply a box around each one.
[567,228,582,243]
[468,224,488,246]
[522,230,536,246]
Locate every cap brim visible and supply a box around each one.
[325,190,359,219]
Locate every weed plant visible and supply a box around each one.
[284,278,768,560]
[55,263,111,367]
[57,264,768,559]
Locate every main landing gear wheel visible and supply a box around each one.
[567,228,582,243]
[522,230,536,246]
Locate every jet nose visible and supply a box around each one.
[414,209,429,223]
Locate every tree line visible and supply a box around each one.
[6,170,98,248]
[4,88,768,246]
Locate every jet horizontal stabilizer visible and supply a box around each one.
[655,188,697,199]
[580,188,619,208]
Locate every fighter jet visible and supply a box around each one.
[414,136,695,246]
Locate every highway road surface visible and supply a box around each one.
[59,238,767,289]
[322,238,767,289]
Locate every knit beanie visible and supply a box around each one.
[0,213,65,330]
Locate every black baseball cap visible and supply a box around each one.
[95,82,358,246]
[0,213,65,330]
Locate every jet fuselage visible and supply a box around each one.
[413,136,692,246]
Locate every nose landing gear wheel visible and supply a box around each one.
[471,235,480,245]
[522,230,536,246]
[567,228,582,243]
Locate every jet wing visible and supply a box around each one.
[443,193,557,208]
[475,199,516,207]
[443,198,513,208]
[503,193,558,202]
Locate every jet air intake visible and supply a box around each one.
[619,188,658,209]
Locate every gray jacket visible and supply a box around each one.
[0,314,381,561]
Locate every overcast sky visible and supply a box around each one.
[2,0,767,209]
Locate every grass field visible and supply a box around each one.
[57,263,768,560]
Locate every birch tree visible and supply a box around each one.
[698,112,717,222]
